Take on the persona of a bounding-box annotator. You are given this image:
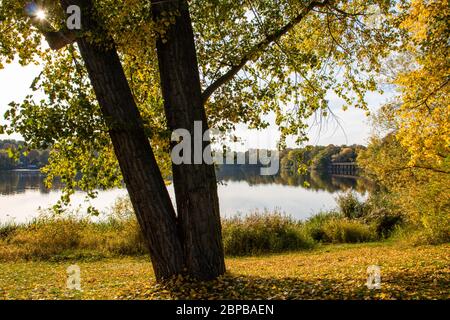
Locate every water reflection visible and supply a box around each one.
[0,167,372,195]
[216,165,372,194]
[0,167,372,222]
[0,170,50,195]
[0,165,371,195]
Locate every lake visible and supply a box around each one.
[0,167,370,223]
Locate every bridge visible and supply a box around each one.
[329,162,358,176]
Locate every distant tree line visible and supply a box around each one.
[217,164,372,194]
[215,145,366,176]
[1,141,363,174]
[280,145,366,173]
[0,140,50,170]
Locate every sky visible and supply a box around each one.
[0,61,42,141]
[232,88,394,151]
[0,61,395,149]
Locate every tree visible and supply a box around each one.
[311,144,340,171]
[358,130,450,243]
[27,149,40,165]
[358,101,449,243]
[150,0,225,278]
[331,147,357,163]
[394,0,449,170]
[0,150,16,169]
[364,0,450,242]
[39,149,50,165]
[58,0,187,279]
[1,0,397,280]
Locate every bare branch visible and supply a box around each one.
[201,0,331,104]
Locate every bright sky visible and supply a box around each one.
[0,61,42,141]
[0,61,395,148]
[233,88,394,150]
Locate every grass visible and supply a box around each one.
[222,211,315,256]
[321,218,376,243]
[0,196,446,300]
[0,242,448,300]
[0,215,147,261]
[0,209,380,260]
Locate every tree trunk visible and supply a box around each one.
[151,0,226,279]
[60,0,185,280]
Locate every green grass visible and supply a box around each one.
[0,242,448,300]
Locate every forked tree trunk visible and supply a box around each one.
[59,0,185,280]
[57,0,225,281]
[151,0,226,279]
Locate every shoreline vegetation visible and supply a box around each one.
[0,193,448,300]
[0,191,442,262]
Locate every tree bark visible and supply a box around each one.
[151,0,226,279]
[59,0,185,280]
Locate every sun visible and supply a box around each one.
[35,10,46,20]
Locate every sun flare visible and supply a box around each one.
[35,10,46,20]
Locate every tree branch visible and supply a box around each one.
[44,30,77,50]
[201,0,331,104]
[413,77,450,110]
[327,5,369,17]
[387,165,449,175]
[29,14,77,51]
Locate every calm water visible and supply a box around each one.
[0,168,370,223]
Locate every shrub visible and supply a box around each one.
[365,208,403,238]
[336,191,367,219]
[222,211,314,256]
[393,214,450,245]
[322,218,376,243]
[302,211,341,242]
[0,204,382,261]
[0,199,149,261]
[81,218,147,255]
[0,222,19,239]
[8,216,84,259]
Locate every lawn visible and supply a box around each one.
[0,242,448,300]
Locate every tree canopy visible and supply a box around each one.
[394,0,449,170]
[357,0,449,243]
[1,0,398,205]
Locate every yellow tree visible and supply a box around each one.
[395,0,449,171]
[358,0,449,242]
